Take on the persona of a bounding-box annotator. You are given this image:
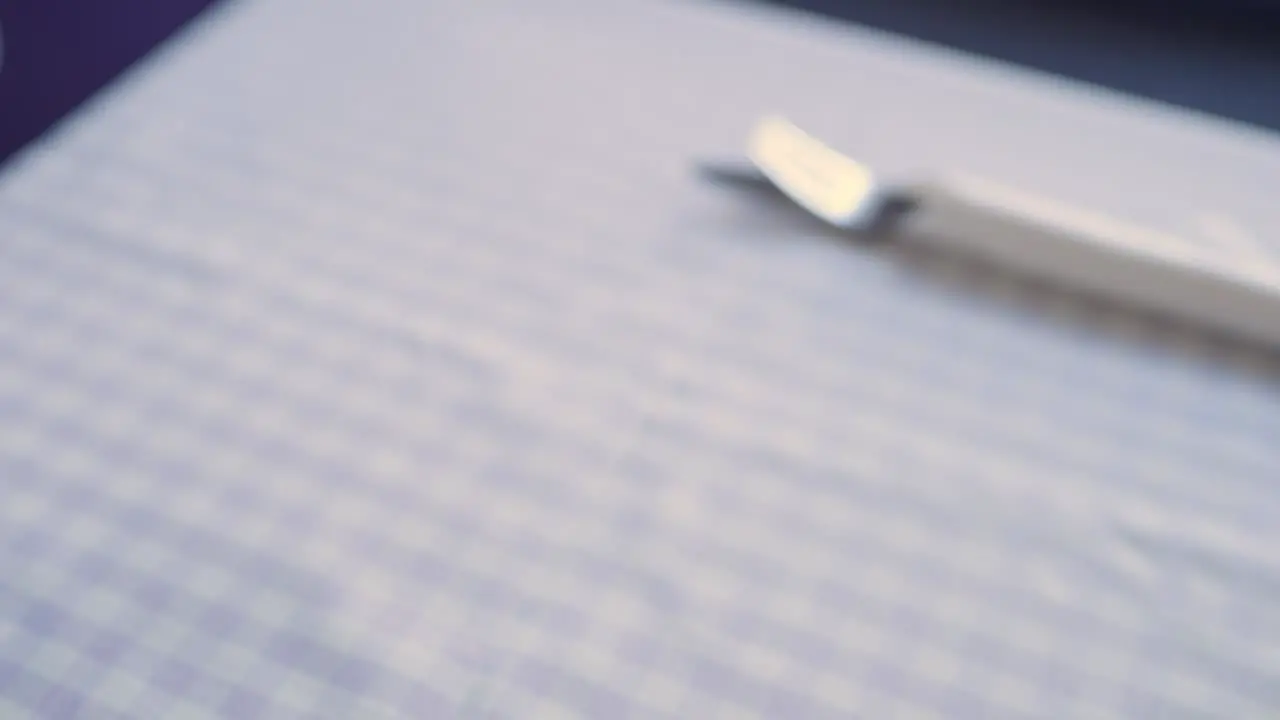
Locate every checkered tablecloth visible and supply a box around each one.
[2,0,1280,717]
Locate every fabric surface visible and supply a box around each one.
[2,0,1280,717]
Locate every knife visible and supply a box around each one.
[732,115,1280,348]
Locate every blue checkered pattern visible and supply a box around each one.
[2,0,1280,717]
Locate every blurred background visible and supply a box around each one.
[0,0,221,165]
[3,0,1280,167]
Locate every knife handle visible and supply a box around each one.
[902,177,1280,348]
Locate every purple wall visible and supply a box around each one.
[0,0,221,165]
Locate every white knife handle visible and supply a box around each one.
[901,177,1280,348]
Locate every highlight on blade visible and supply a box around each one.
[747,115,885,230]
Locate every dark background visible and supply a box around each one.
[1,0,1278,168]
[0,0,222,166]
[756,0,1280,131]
